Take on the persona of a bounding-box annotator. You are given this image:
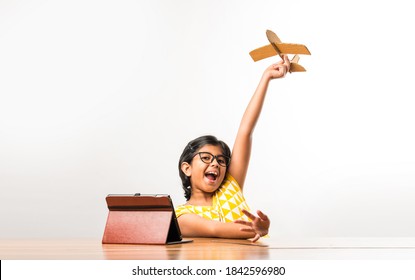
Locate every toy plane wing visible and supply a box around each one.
[249,43,310,62]
[249,30,311,72]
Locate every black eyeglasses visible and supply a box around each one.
[195,152,231,167]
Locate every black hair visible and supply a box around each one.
[178,135,231,201]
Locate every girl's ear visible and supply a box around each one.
[181,162,192,177]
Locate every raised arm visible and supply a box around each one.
[228,55,290,189]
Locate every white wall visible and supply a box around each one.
[1,0,414,238]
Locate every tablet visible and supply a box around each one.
[102,194,192,245]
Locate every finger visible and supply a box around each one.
[283,54,289,64]
[251,233,261,242]
[272,63,287,77]
[256,210,269,221]
[239,227,255,233]
[234,220,252,227]
[271,64,281,73]
[283,55,291,73]
[241,209,257,220]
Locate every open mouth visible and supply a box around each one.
[205,171,218,182]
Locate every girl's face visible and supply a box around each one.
[183,144,228,195]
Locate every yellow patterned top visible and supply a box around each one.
[175,173,251,222]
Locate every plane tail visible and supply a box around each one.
[289,55,306,72]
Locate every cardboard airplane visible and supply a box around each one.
[249,30,311,72]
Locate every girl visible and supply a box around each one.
[176,55,291,242]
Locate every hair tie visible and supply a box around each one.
[187,144,195,153]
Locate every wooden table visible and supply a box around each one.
[1,237,415,260]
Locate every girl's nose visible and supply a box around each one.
[210,158,219,166]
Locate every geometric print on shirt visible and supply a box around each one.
[175,173,251,223]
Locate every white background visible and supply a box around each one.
[1,0,414,238]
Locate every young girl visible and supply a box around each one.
[176,55,291,242]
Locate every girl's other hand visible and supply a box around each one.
[234,209,270,242]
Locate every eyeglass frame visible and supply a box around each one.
[194,151,231,167]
